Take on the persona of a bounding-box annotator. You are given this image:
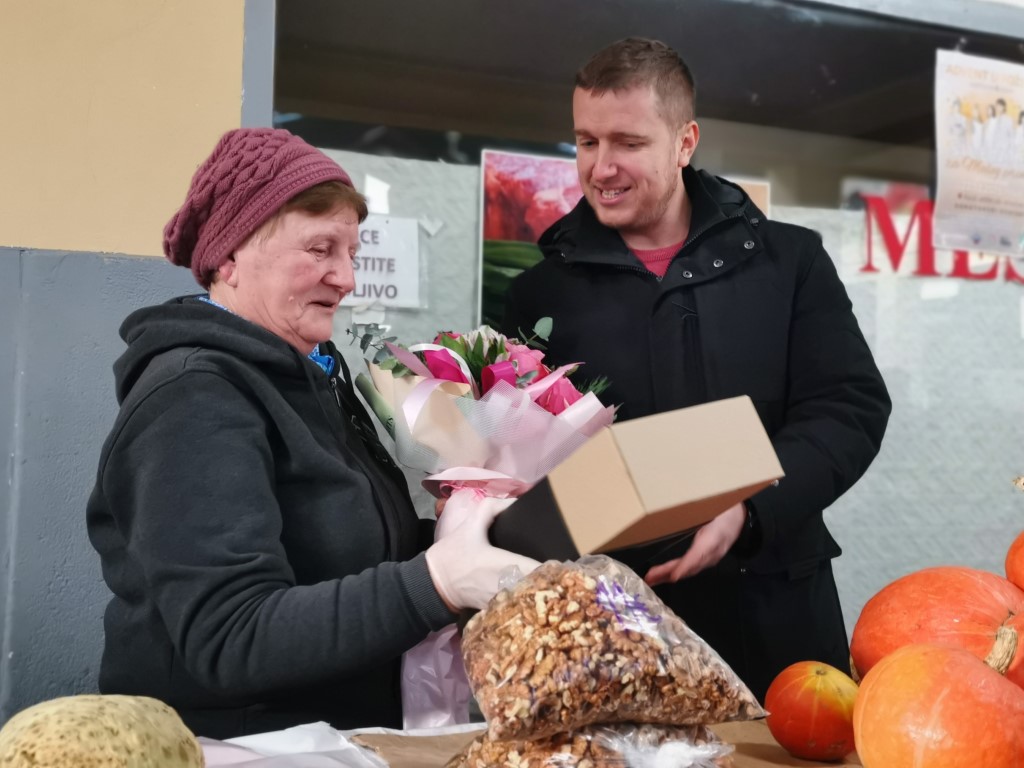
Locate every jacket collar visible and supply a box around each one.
[538,166,760,268]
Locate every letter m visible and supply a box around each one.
[861,196,940,276]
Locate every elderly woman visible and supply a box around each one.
[86,128,536,739]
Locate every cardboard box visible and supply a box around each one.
[353,720,862,767]
[490,395,783,561]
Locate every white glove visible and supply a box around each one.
[433,487,511,541]
[426,489,540,611]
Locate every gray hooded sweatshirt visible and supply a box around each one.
[87,296,453,738]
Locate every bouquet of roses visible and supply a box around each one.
[353,320,616,730]
[354,319,616,499]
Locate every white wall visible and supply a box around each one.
[694,117,933,208]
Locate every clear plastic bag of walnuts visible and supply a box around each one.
[447,723,734,768]
[462,555,765,741]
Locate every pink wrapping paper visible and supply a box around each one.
[362,336,616,730]
[401,626,471,730]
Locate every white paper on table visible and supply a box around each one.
[201,721,483,768]
[201,721,386,768]
[340,722,484,739]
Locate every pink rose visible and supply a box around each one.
[506,342,548,380]
[422,349,470,385]
[535,376,584,415]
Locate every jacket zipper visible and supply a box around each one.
[330,377,370,443]
[681,212,741,253]
[557,212,746,281]
[328,375,398,560]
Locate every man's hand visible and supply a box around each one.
[644,502,747,586]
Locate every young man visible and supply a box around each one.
[503,38,891,700]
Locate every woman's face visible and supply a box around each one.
[214,205,359,353]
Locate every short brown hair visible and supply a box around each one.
[575,37,696,126]
[254,181,369,242]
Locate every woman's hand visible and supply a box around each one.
[433,488,512,541]
[426,489,538,611]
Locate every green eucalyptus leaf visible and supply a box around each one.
[533,317,553,341]
[516,370,539,386]
[581,375,612,396]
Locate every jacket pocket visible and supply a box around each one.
[785,555,832,581]
[744,527,842,579]
[745,553,833,580]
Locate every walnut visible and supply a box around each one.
[463,556,765,741]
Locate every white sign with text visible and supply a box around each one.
[350,214,421,308]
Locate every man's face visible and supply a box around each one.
[573,85,697,243]
[216,206,359,353]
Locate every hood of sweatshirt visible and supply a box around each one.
[114,295,314,404]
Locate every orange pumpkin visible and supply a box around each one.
[764,661,857,761]
[854,637,1024,767]
[850,566,1024,687]
[1007,531,1024,593]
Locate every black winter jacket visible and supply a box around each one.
[86,296,454,738]
[504,167,890,699]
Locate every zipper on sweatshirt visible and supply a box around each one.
[327,375,400,560]
[330,378,367,445]
[330,377,401,471]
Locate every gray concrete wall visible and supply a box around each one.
[0,248,195,723]
[0,253,21,715]
[241,0,275,128]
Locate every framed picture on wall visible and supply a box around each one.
[478,149,582,329]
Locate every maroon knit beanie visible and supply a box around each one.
[163,127,354,287]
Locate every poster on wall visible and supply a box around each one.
[479,149,582,328]
[933,50,1024,256]
[349,214,421,309]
